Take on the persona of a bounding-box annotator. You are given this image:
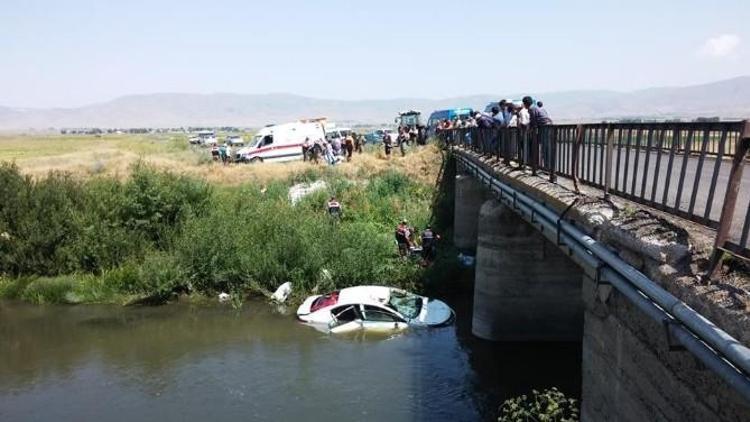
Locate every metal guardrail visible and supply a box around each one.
[454,152,750,403]
[438,122,750,269]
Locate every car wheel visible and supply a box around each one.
[250,157,263,164]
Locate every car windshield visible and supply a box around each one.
[388,291,422,319]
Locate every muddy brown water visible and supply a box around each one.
[0,293,581,421]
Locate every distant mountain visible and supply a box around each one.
[1,77,750,130]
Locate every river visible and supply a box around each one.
[0,292,581,421]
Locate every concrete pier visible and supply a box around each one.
[472,199,583,341]
[453,174,488,252]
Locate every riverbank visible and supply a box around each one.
[0,144,451,305]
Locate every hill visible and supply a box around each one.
[1,77,749,130]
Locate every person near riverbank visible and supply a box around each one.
[383,131,393,157]
[354,133,364,154]
[395,220,411,258]
[331,136,343,157]
[409,126,418,145]
[302,137,311,162]
[397,127,408,156]
[225,144,232,165]
[344,134,354,161]
[324,140,337,165]
[327,196,341,219]
[310,138,323,164]
[421,225,439,262]
[218,143,227,164]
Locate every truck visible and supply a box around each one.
[395,110,423,128]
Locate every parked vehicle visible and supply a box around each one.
[235,121,325,163]
[325,127,352,142]
[188,130,218,146]
[483,100,523,113]
[427,108,474,135]
[226,135,245,147]
[296,285,454,334]
[395,110,423,128]
[364,128,395,144]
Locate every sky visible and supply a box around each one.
[1,0,749,108]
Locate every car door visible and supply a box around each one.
[328,304,363,334]
[360,305,408,331]
[255,134,275,160]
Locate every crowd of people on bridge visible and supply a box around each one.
[436,96,555,167]
[436,96,552,131]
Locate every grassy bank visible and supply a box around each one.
[0,145,447,305]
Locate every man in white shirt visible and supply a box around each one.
[518,105,530,128]
[225,144,233,165]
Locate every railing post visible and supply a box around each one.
[549,126,557,183]
[531,127,539,175]
[500,127,513,166]
[571,124,584,193]
[708,119,750,278]
[604,124,615,200]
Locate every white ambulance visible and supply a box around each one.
[236,121,326,163]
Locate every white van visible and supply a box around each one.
[236,121,325,163]
[325,127,352,142]
[197,130,217,146]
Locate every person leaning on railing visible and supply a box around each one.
[525,96,554,169]
[475,111,496,156]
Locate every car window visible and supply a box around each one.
[362,305,403,322]
[388,291,422,319]
[331,305,360,322]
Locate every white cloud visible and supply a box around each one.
[699,34,740,58]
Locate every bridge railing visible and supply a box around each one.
[438,121,750,267]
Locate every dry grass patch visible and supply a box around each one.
[1,133,443,185]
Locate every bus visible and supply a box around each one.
[427,108,474,134]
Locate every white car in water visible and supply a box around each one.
[296,285,454,333]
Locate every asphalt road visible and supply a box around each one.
[558,146,750,247]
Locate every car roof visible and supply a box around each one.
[334,285,393,306]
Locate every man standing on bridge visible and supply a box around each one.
[525,97,553,168]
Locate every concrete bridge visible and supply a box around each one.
[447,141,750,421]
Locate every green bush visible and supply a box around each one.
[498,388,579,422]
[0,165,85,275]
[0,163,211,277]
[118,162,212,247]
[0,161,439,304]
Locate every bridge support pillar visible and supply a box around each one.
[472,199,583,341]
[453,173,488,252]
